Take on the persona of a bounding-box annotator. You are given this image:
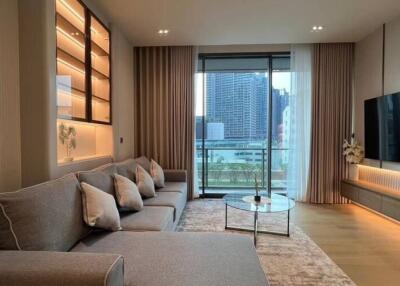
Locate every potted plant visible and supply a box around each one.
[343,135,364,179]
[59,123,77,162]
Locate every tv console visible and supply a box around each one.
[341,179,400,221]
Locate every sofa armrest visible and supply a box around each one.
[0,251,124,286]
[164,169,187,182]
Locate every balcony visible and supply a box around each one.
[196,147,288,194]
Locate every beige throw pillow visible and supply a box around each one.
[114,174,143,211]
[150,159,165,188]
[136,165,156,198]
[81,182,121,231]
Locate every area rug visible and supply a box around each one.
[177,199,356,286]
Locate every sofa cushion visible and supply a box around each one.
[143,192,186,222]
[71,232,269,286]
[120,206,174,231]
[0,174,90,251]
[136,166,156,198]
[115,159,137,182]
[134,156,151,172]
[81,182,121,231]
[114,174,143,211]
[78,164,117,196]
[150,159,165,188]
[157,182,187,194]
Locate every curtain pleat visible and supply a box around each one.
[308,43,354,204]
[133,46,195,199]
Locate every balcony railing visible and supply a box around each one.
[196,147,289,190]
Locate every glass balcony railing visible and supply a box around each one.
[196,147,288,192]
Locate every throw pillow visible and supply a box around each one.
[136,165,156,198]
[114,174,143,211]
[150,159,165,188]
[80,182,121,231]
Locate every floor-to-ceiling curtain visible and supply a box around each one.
[308,43,354,204]
[133,46,197,199]
[287,44,312,202]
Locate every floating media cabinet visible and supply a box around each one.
[341,179,400,221]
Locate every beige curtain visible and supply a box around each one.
[308,43,354,204]
[133,46,196,199]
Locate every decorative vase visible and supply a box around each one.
[64,156,74,162]
[348,164,358,180]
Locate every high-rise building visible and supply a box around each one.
[206,73,266,139]
[206,72,289,142]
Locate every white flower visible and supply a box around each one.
[342,138,364,164]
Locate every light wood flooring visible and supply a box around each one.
[292,203,400,286]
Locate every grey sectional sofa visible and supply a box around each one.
[0,156,269,286]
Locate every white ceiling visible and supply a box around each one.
[95,0,400,46]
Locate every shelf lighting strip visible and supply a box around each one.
[57,58,85,74]
[58,0,100,34]
[57,58,102,81]
[56,26,99,57]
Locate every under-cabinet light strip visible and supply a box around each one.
[57,26,98,57]
[57,58,85,74]
[57,58,102,81]
[58,0,100,34]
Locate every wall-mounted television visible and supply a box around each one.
[364,92,400,162]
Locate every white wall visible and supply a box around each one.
[111,27,135,161]
[0,0,21,192]
[198,44,290,54]
[354,14,400,171]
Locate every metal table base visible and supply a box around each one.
[224,203,290,246]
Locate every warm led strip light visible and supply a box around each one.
[57,58,85,74]
[57,26,99,57]
[57,26,84,49]
[58,0,100,34]
[57,88,85,100]
[57,58,103,81]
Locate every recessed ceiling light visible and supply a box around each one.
[158,29,169,35]
[311,25,324,32]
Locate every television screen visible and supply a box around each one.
[364,92,400,162]
[364,97,380,160]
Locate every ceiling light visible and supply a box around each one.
[158,29,169,35]
[311,25,324,32]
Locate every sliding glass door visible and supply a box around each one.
[196,54,290,197]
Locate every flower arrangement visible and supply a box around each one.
[343,137,364,164]
[59,123,77,162]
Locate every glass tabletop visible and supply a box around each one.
[223,193,295,213]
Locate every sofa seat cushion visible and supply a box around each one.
[120,206,174,231]
[71,231,269,286]
[0,174,90,251]
[143,192,186,221]
[157,182,187,194]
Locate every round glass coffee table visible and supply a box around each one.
[223,193,295,246]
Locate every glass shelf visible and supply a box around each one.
[56,0,111,125]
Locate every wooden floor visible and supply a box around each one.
[291,203,400,286]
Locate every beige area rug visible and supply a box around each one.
[177,199,356,286]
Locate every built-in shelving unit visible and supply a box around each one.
[56,0,111,124]
[56,0,112,164]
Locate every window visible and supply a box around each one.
[196,54,290,196]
